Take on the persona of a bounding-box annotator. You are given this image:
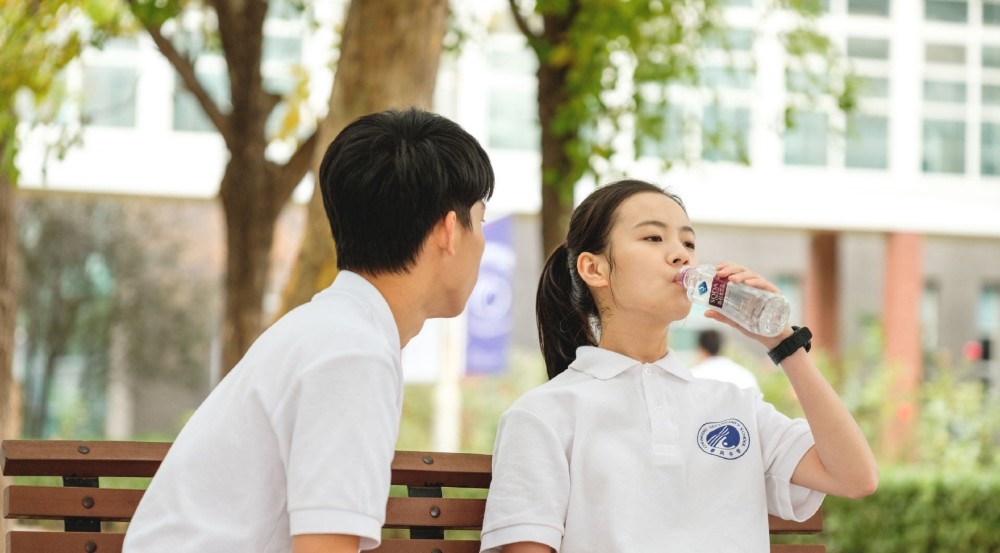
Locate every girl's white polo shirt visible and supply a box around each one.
[480,346,823,553]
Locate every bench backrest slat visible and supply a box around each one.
[372,540,480,553]
[772,546,826,553]
[383,497,486,529]
[1,441,168,478]
[5,486,142,522]
[390,451,492,488]
[7,532,125,553]
[2,440,826,553]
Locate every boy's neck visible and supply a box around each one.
[358,269,432,349]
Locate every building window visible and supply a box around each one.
[984,1,1000,24]
[983,122,1000,176]
[262,35,302,64]
[922,281,940,352]
[784,112,827,166]
[984,46,1000,68]
[486,38,539,151]
[700,66,754,90]
[267,0,302,19]
[922,119,965,173]
[173,68,230,132]
[924,80,967,103]
[985,85,1000,106]
[82,66,138,128]
[489,88,538,151]
[705,28,756,51]
[925,0,968,22]
[858,76,890,98]
[848,38,890,60]
[702,105,750,163]
[979,285,1000,335]
[786,70,829,96]
[774,275,803,325]
[846,115,889,169]
[638,105,686,160]
[848,0,889,16]
[926,43,966,65]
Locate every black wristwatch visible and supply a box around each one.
[767,326,812,365]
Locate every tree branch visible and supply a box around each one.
[262,91,282,122]
[508,0,542,54]
[128,1,234,145]
[273,129,318,207]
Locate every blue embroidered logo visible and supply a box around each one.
[697,281,709,295]
[697,419,750,460]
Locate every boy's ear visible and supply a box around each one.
[431,210,459,255]
[577,252,609,288]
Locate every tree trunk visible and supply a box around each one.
[0,146,18,447]
[532,6,580,258]
[218,160,279,373]
[0,171,7,550]
[212,0,286,374]
[276,0,448,317]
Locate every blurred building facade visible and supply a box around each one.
[13,0,1000,437]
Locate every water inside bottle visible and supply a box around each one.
[752,296,790,336]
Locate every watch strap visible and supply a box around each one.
[767,325,813,365]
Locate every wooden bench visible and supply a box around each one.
[2,440,825,552]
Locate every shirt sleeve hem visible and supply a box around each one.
[480,523,563,553]
[289,508,382,550]
[768,430,826,521]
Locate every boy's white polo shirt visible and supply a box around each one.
[123,271,402,553]
[480,346,823,553]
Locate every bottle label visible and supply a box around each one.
[709,275,728,308]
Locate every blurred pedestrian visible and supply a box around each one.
[691,329,761,391]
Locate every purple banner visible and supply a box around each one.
[465,215,515,375]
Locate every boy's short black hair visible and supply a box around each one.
[319,108,495,275]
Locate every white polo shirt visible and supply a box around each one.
[123,271,402,553]
[480,346,823,553]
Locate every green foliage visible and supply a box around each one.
[514,0,856,195]
[129,0,184,29]
[780,468,1000,552]
[0,0,128,178]
[751,320,1000,474]
[395,349,548,455]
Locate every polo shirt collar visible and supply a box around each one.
[323,270,401,354]
[569,345,694,382]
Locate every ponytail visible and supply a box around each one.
[536,244,597,379]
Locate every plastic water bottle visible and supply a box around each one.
[676,264,790,337]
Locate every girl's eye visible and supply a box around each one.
[685,241,696,250]
[644,235,663,242]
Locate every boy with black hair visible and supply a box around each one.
[124,108,495,553]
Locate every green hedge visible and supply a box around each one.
[778,467,1000,552]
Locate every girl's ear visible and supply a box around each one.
[577,252,610,288]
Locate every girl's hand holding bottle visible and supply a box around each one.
[677,262,792,347]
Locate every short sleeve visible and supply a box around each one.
[755,399,825,521]
[279,350,401,551]
[480,408,569,553]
